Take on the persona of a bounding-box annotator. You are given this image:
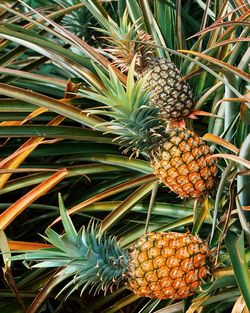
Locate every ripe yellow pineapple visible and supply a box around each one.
[151,128,218,198]
[127,232,210,299]
[12,202,210,300]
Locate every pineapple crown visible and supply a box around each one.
[95,11,154,72]
[10,195,129,298]
[79,59,165,157]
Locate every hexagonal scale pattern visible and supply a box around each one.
[127,232,210,299]
[150,128,218,198]
[143,58,194,121]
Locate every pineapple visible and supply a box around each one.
[143,58,194,121]
[99,13,194,122]
[127,231,210,299]
[79,61,217,198]
[12,202,210,300]
[151,128,218,198]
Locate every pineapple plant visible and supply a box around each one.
[78,62,218,198]
[12,197,210,301]
[97,12,195,122]
[0,1,249,312]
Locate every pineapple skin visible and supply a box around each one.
[151,128,218,198]
[127,232,210,300]
[144,58,194,121]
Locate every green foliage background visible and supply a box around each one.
[0,0,249,312]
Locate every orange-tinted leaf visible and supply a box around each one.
[0,121,22,126]
[218,9,250,40]
[6,240,52,251]
[0,169,68,230]
[18,2,127,86]
[240,103,250,125]
[190,110,222,118]
[188,20,250,39]
[0,67,66,87]
[25,268,66,313]
[243,91,250,108]
[0,168,60,174]
[213,37,250,48]
[0,138,50,167]
[203,133,239,153]
[208,154,250,169]
[188,3,249,39]
[242,206,250,211]
[0,138,45,188]
[0,84,107,130]
[22,107,48,124]
[221,98,246,102]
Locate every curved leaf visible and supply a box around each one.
[225,231,250,310]
[0,84,109,132]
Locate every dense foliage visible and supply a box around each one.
[0,1,249,312]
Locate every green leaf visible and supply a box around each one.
[0,164,124,195]
[192,197,211,235]
[210,162,235,244]
[0,67,66,88]
[225,231,250,310]
[0,126,115,143]
[50,174,157,227]
[120,215,194,248]
[0,84,109,132]
[138,0,168,58]
[75,154,152,174]
[126,0,144,27]
[0,99,37,112]
[237,133,250,209]
[99,181,156,232]
[58,194,77,242]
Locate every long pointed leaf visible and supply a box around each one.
[225,231,250,310]
[0,170,68,230]
[0,84,109,131]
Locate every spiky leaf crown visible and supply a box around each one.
[11,195,128,298]
[96,12,154,72]
[79,60,165,157]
